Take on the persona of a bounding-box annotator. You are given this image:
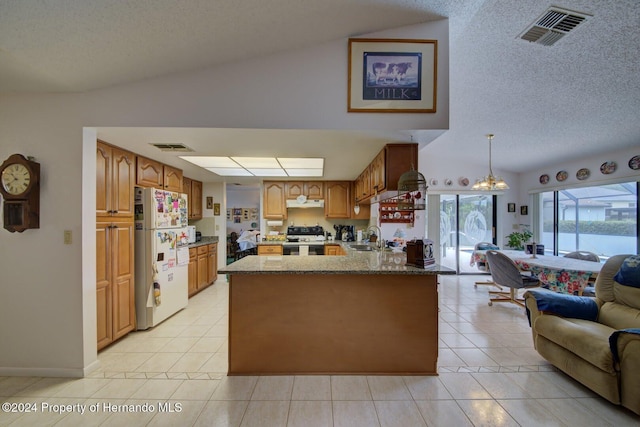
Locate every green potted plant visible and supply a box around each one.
[505,228,533,250]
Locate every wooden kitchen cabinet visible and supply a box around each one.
[325,181,351,218]
[197,245,208,291]
[370,149,386,195]
[207,243,218,285]
[257,244,283,255]
[136,156,163,188]
[188,247,198,297]
[352,143,418,203]
[163,164,183,192]
[285,181,324,199]
[96,221,135,350]
[96,140,136,219]
[285,182,304,199]
[324,244,344,256]
[263,181,287,219]
[354,167,371,202]
[188,243,217,298]
[136,155,183,192]
[183,176,203,220]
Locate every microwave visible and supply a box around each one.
[186,226,197,243]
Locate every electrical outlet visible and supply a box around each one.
[64,230,72,244]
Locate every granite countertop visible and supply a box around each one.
[219,242,454,276]
[186,236,219,248]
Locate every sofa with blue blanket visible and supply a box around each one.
[524,254,640,415]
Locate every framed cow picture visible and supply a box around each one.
[348,38,437,113]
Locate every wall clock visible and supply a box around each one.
[0,154,40,232]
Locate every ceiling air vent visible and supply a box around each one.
[519,7,591,46]
[150,143,193,152]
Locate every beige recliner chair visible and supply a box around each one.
[524,254,640,415]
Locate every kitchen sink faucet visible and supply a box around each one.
[366,225,383,250]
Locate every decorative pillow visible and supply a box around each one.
[613,255,640,288]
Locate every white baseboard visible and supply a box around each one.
[0,360,101,378]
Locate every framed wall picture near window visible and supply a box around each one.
[348,38,437,113]
[520,205,528,216]
[507,203,516,213]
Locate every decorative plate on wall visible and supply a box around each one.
[444,178,453,186]
[600,161,617,174]
[429,178,438,186]
[628,155,640,170]
[539,174,550,184]
[576,168,590,180]
[556,170,568,182]
[458,177,469,187]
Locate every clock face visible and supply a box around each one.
[1,163,31,195]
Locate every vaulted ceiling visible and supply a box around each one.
[2,0,639,180]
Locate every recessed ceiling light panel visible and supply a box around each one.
[247,168,287,176]
[180,156,239,168]
[285,169,324,177]
[232,157,280,168]
[206,167,252,176]
[278,158,324,169]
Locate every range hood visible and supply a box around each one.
[286,199,325,209]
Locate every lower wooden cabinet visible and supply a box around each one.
[97,220,135,350]
[189,242,218,297]
[257,245,283,255]
[188,248,198,296]
[207,244,218,285]
[197,245,208,291]
[324,244,345,256]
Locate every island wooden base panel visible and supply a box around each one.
[228,274,438,375]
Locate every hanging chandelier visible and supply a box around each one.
[471,134,509,191]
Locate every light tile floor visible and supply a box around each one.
[1,274,639,426]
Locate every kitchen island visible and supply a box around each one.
[219,246,455,375]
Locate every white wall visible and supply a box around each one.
[0,21,449,376]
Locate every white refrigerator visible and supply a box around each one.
[134,187,190,330]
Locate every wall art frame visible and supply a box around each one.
[348,38,437,113]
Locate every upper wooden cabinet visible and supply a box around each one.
[183,176,203,220]
[263,181,287,219]
[163,165,183,192]
[325,181,351,219]
[96,140,136,218]
[285,181,324,199]
[136,156,183,192]
[354,143,418,203]
[136,156,163,188]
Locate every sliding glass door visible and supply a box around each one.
[537,181,638,259]
[439,194,496,273]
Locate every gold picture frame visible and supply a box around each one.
[348,38,437,113]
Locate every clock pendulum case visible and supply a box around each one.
[0,154,40,233]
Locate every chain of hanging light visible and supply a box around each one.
[471,134,509,191]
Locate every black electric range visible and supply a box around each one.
[283,226,325,255]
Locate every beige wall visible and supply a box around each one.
[0,21,450,376]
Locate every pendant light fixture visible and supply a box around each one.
[397,165,427,210]
[471,134,509,191]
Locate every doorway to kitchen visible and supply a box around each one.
[225,183,261,264]
[439,194,496,274]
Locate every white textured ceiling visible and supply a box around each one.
[1,0,639,181]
